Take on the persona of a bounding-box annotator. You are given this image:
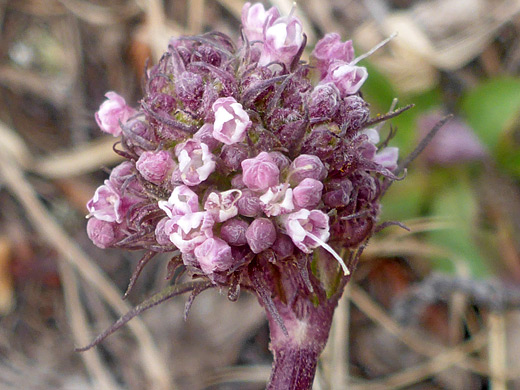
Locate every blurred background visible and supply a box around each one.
[0,0,520,389]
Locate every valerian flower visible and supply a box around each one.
[95,92,136,136]
[83,3,412,389]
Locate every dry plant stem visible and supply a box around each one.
[58,259,122,390]
[0,134,173,390]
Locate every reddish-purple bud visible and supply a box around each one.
[268,151,291,171]
[86,218,121,249]
[95,92,136,136]
[288,154,327,185]
[220,143,249,172]
[323,178,353,208]
[308,83,341,122]
[241,151,280,192]
[311,33,355,79]
[337,95,370,132]
[246,218,277,253]
[194,123,219,151]
[136,150,175,185]
[292,178,323,209]
[236,189,262,217]
[220,218,249,246]
[271,233,295,260]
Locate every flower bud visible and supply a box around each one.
[308,83,341,122]
[194,237,234,274]
[292,178,323,209]
[320,61,368,97]
[220,218,249,246]
[268,151,291,171]
[95,92,136,136]
[312,33,355,79]
[136,150,175,185]
[87,218,121,249]
[212,97,251,145]
[271,233,295,260]
[373,147,399,170]
[337,95,370,132]
[323,178,353,208]
[220,143,249,172]
[288,154,327,185]
[175,139,216,186]
[155,217,172,246]
[194,123,219,151]
[236,189,262,217]
[246,218,277,254]
[175,71,204,111]
[241,2,280,42]
[259,14,304,67]
[231,174,245,189]
[241,151,280,192]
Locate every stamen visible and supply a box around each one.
[306,232,350,275]
[351,32,398,65]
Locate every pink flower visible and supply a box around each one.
[373,147,399,170]
[259,184,294,217]
[292,178,323,209]
[158,185,199,217]
[95,92,136,136]
[212,97,251,145]
[259,13,304,67]
[203,189,242,222]
[320,61,368,97]
[86,181,123,223]
[86,218,122,249]
[283,209,349,274]
[175,139,216,186]
[288,154,327,185]
[241,2,280,42]
[245,218,277,254]
[136,150,175,185]
[164,212,214,253]
[194,237,233,275]
[312,33,355,79]
[241,151,280,192]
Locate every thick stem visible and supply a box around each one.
[267,344,320,390]
[265,300,337,390]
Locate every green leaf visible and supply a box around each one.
[427,180,489,277]
[461,77,520,150]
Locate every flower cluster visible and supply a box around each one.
[87,2,399,286]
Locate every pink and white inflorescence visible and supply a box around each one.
[86,2,399,284]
